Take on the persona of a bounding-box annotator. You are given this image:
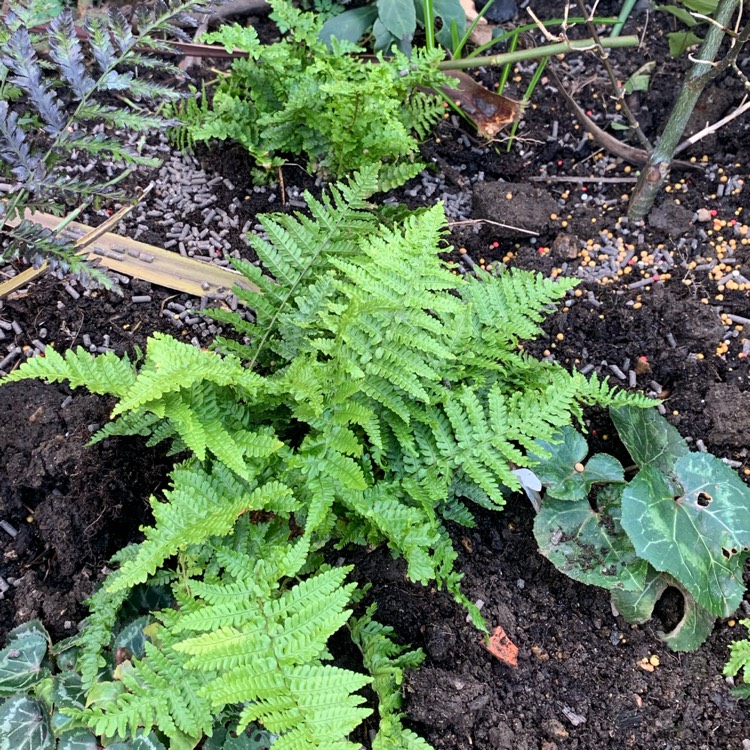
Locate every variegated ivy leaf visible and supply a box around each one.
[530,426,624,502]
[534,484,648,591]
[0,621,50,696]
[621,452,750,618]
[611,567,716,652]
[0,695,53,750]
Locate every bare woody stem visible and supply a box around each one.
[628,0,744,221]
[437,35,639,70]
[573,0,653,151]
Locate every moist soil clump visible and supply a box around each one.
[2,0,750,747]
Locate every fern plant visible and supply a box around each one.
[1,166,652,747]
[175,0,449,180]
[0,0,206,280]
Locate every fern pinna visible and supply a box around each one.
[0,0,207,280]
[1,166,651,748]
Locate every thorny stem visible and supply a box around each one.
[437,34,638,70]
[628,0,747,221]
[573,0,653,151]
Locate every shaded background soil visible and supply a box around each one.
[2,0,750,747]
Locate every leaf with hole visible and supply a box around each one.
[611,567,716,651]
[621,452,750,617]
[534,484,648,591]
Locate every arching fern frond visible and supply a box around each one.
[108,464,299,592]
[2,345,136,396]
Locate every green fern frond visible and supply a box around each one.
[725,621,750,697]
[105,333,263,418]
[171,564,370,745]
[108,464,298,592]
[71,627,212,744]
[351,604,434,750]
[1,345,136,396]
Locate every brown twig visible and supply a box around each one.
[547,67,699,169]
[573,0,653,151]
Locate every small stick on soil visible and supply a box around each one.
[0,520,18,538]
[674,97,750,154]
[527,175,638,183]
[448,218,538,235]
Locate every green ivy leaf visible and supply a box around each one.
[611,567,716,651]
[0,695,53,750]
[534,484,648,590]
[530,427,624,501]
[610,405,688,474]
[621,453,750,617]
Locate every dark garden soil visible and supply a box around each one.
[2,0,750,747]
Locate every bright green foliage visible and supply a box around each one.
[0,0,208,281]
[725,620,750,698]
[178,1,449,178]
[350,605,434,750]
[2,166,650,744]
[532,404,750,651]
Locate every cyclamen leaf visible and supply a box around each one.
[610,405,688,473]
[534,484,648,591]
[58,730,99,750]
[621,452,750,617]
[530,426,624,501]
[0,696,53,750]
[0,622,50,696]
[611,567,716,651]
